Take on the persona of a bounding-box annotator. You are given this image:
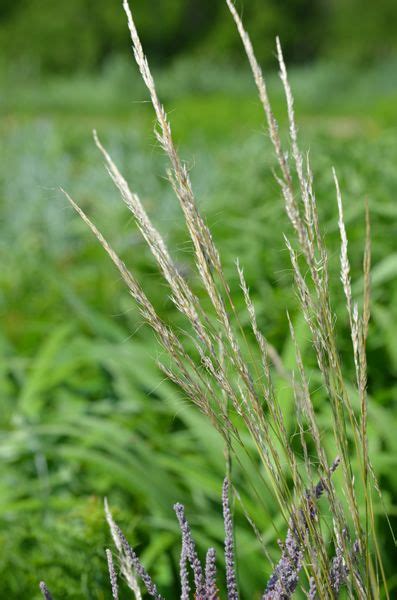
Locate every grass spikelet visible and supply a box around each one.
[39,582,53,600]
[106,549,119,600]
[105,498,142,599]
[222,479,239,600]
[205,548,219,600]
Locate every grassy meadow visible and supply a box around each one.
[1,55,397,597]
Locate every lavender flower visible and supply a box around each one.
[39,582,53,600]
[222,478,239,600]
[179,538,191,600]
[307,577,317,599]
[174,502,206,599]
[205,547,219,600]
[262,523,303,600]
[115,524,165,600]
[263,459,340,600]
[329,548,348,596]
[313,457,340,500]
[106,548,119,600]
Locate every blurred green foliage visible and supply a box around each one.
[1,0,397,75]
[1,0,397,596]
[1,50,397,596]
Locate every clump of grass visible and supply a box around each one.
[41,468,356,599]
[56,0,390,597]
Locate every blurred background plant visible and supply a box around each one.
[2,0,397,74]
[1,1,397,598]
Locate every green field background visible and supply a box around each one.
[1,1,397,597]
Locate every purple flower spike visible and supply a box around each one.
[262,526,303,600]
[307,577,317,599]
[262,459,341,599]
[39,582,53,600]
[205,547,218,600]
[115,524,165,600]
[179,537,191,600]
[329,547,348,596]
[106,549,119,600]
[174,503,206,599]
[222,478,239,600]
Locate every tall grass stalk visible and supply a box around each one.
[62,0,388,597]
